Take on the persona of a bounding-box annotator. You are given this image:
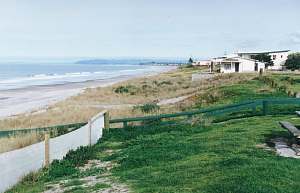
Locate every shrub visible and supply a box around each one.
[64,146,96,167]
[46,160,78,180]
[133,103,160,114]
[44,146,96,180]
[285,53,300,70]
[114,85,139,95]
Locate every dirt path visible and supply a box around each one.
[44,150,130,193]
[74,94,195,110]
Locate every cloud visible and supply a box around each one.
[235,39,262,49]
[289,32,300,44]
[280,31,300,46]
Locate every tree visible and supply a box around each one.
[188,57,194,64]
[285,53,300,70]
[251,54,273,67]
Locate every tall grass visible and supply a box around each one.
[0,71,257,131]
[0,133,43,153]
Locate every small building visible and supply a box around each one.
[217,56,265,73]
[192,60,211,66]
[236,50,290,70]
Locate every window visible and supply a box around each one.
[273,55,276,60]
[281,55,283,58]
[224,63,231,70]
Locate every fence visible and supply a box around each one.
[0,111,108,193]
[0,122,87,138]
[109,98,300,127]
[1,97,300,192]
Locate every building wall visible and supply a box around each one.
[240,59,255,72]
[193,60,211,66]
[268,52,289,70]
[220,62,236,73]
[220,58,265,73]
[238,51,289,70]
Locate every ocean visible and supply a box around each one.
[0,58,179,91]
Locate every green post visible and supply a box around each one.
[123,121,128,128]
[262,100,268,115]
[104,111,110,130]
[252,106,256,115]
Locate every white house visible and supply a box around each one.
[236,50,290,70]
[216,56,265,73]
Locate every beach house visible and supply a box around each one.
[212,56,265,73]
[236,50,290,70]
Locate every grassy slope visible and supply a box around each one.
[264,73,300,95]
[92,78,300,193]
[195,78,287,108]
[100,115,300,193]
[8,75,300,193]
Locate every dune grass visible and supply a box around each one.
[0,133,43,153]
[0,69,289,153]
[0,68,256,131]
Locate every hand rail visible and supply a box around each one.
[0,122,87,138]
[109,97,300,127]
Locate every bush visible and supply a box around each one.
[64,146,96,167]
[133,103,160,114]
[45,146,96,180]
[46,160,78,180]
[285,53,300,70]
[114,85,138,95]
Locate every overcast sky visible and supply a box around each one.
[0,0,299,59]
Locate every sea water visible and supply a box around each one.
[0,58,177,91]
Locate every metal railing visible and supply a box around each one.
[2,97,300,135]
[109,97,300,127]
[0,122,87,138]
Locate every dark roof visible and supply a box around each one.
[237,50,290,55]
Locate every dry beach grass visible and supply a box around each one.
[0,68,255,130]
[0,67,257,153]
[0,133,43,153]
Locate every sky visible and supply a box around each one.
[0,0,300,59]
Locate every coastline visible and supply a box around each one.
[0,66,176,119]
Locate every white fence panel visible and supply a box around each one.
[0,111,106,193]
[49,124,90,162]
[91,113,104,145]
[0,141,45,193]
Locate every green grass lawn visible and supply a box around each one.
[262,73,300,96]
[98,115,300,193]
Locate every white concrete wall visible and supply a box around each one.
[0,112,105,193]
[240,59,255,72]
[257,62,265,72]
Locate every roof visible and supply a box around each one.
[221,56,265,63]
[236,50,290,55]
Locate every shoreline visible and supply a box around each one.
[0,66,176,119]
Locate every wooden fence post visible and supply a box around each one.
[259,68,263,76]
[44,133,50,167]
[88,120,92,146]
[262,100,268,115]
[104,111,110,129]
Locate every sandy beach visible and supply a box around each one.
[0,67,176,119]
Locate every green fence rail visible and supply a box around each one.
[0,122,87,138]
[2,97,300,137]
[109,97,300,127]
